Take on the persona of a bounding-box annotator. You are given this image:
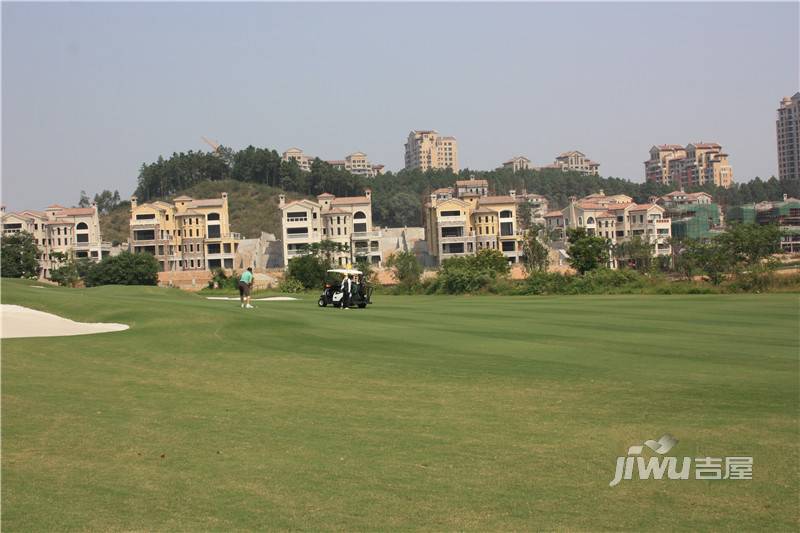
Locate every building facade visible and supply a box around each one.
[550,151,600,176]
[283,148,385,177]
[404,130,459,172]
[424,183,523,264]
[777,93,800,181]
[1,204,111,278]
[654,190,722,240]
[727,195,800,253]
[544,191,672,268]
[326,152,386,178]
[279,190,382,267]
[129,193,241,272]
[502,156,532,172]
[644,142,733,188]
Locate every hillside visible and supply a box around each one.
[100,180,302,243]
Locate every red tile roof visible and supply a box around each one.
[478,195,516,205]
[56,207,95,216]
[331,196,370,205]
[455,179,488,187]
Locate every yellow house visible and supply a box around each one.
[425,188,522,263]
[129,193,240,272]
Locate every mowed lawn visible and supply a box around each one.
[1,279,798,531]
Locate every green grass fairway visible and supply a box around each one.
[2,279,798,531]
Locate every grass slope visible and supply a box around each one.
[2,279,798,531]
[101,180,302,242]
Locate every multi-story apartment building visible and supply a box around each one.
[728,195,800,253]
[544,191,672,268]
[502,156,532,172]
[279,190,382,267]
[283,148,385,177]
[516,191,549,225]
[777,92,800,180]
[1,203,111,278]
[129,193,240,272]
[654,190,721,240]
[455,179,488,197]
[326,152,386,178]
[550,151,600,176]
[404,130,459,172]
[644,142,733,188]
[644,145,688,185]
[282,147,315,172]
[424,184,523,264]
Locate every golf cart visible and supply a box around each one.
[318,268,373,309]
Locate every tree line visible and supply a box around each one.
[132,145,800,230]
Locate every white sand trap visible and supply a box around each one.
[0,304,129,339]
[31,285,49,289]
[206,296,299,301]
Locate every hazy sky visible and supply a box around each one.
[2,2,798,211]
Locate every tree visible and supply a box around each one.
[303,240,350,263]
[565,227,610,274]
[614,236,653,272]
[354,256,376,284]
[385,250,422,288]
[718,223,783,267]
[84,252,159,286]
[286,254,330,289]
[49,258,81,287]
[472,248,510,275]
[78,190,91,208]
[682,238,731,285]
[521,223,550,273]
[1,232,40,278]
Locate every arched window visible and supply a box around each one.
[587,217,595,225]
[353,211,367,220]
[207,213,220,221]
[76,222,88,230]
[578,217,583,225]
[500,210,513,218]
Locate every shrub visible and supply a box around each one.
[278,278,305,293]
[385,251,422,288]
[1,231,40,279]
[431,249,511,294]
[286,254,330,289]
[84,251,159,287]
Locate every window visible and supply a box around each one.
[354,223,367,232]
[500,210,513,218]
[501,241,515,251]
[207,225,220,238]
[287,227,308,235]
[76,234,89,243]
[136,213,156,220]
[207,213,220,221]
[207,243,221,254]
[76,222,88,230]
[440,210,461,217]
[354,211,367,220]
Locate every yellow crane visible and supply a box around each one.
[201,136,222,155]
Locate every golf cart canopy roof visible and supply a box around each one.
[327,268,363,275]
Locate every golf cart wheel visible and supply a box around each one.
[318,298,327,307]
[358,303,367,309]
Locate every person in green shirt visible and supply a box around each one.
[239,267,254,309]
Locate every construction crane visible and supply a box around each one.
[201,136,222,155]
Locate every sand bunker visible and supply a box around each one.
[0,305,129,339]
[206,296,299,301]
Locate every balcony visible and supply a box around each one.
[286,232,311,240]
[351,229,381,239]
[131,219,158,227]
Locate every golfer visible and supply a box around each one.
[239,267,254,309]
[340,274,353,310]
